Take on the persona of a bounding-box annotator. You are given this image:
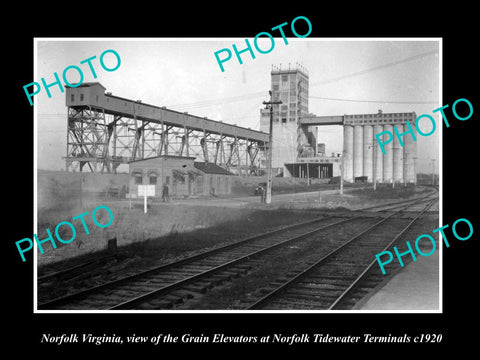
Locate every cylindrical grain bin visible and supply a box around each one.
[373,124,384,183]
[343,125,354,182]
[363,125,373,182]
[393,124,404,183]
[404,121,417,183]
[353,125,363,179]
[382,124,393,183]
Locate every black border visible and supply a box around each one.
[6,6,479,354]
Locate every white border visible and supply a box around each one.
[33,39,39,310]
[33,37,442,314]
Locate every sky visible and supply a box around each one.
[35,38,441,174]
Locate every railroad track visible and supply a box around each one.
[363,196,436,213]
[359,189,437,212]
[38,213,354,310]
[38,254,117,283]
[246,197,438,310]
[38,193,436,311]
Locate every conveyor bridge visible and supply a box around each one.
[64,82,268,174]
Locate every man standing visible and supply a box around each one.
[259,185,265,203]
[162,183,170,202]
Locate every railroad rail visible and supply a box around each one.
[38,214,351,309]
[246,197,438,310]
[38,254,117,283]
[361,194,437,213]
[38,191,437,310]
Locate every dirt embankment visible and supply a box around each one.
[36,203,324,270]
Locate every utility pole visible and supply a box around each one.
[372,144,377,191]
[340,144,344,195]
[263,91,282,204]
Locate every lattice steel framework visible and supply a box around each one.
[66,106,266,175]
[65,106,111,172]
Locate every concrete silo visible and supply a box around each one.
[392,124,404,183]
[363,125,373,182]
[291,108,417,185]
[343,125,354,182]
[382,124,393,183]
[403,121,417,183]
[353,125,363,179]
[373,124,384,183]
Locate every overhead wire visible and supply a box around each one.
[38,49,439,129]
[309,96,439,105]
[309,49,439,88]
[163,48,439,110]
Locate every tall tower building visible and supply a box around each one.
[260,65,313,174]
[259,65,417,183]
